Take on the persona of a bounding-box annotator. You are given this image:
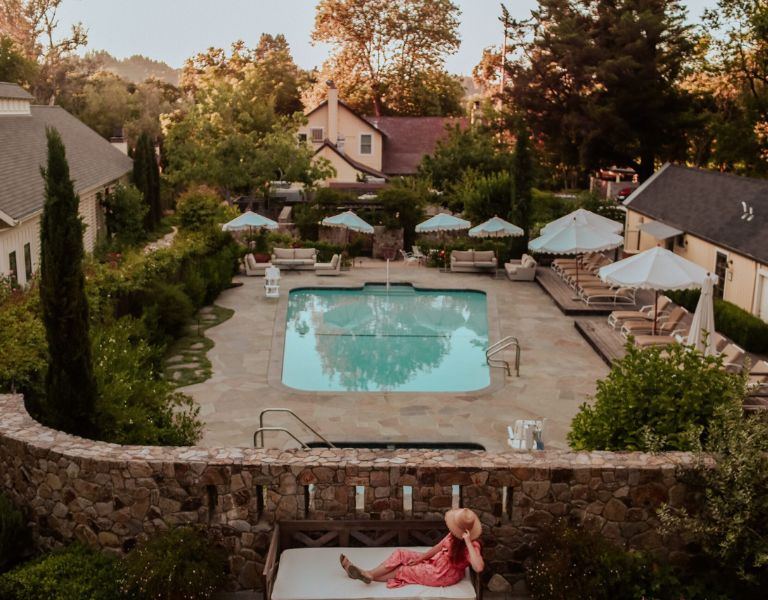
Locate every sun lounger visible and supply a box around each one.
[719,343,746,372]
[748,360,768,392]
[580,286,635,306]
[607,296,672,329]
[621,306,687,338]
[632,334,681,348]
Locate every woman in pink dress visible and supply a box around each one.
[340,508,484,587]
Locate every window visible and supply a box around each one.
[298,133,307,143]
[360,133,372,155]
[23,243,32,281]
[8,251,17,285]
[714,251,728,300]
[310,128,324,142]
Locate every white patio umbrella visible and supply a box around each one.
[541,208,623,236]
[321,210,374,257]
[528,217,623,286]
[685,274,717,354]
[598,246,712,334]
[221,210,278,231]
[415,213,471,234]
[469,216,524,238]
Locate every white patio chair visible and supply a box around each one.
[399,249,419,266]
[412,245,427,265]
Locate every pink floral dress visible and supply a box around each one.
[380,533,480,588]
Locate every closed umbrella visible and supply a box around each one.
[469,216,524,238]
[686,275,717,354]
[221,210,278,231]
[598,246,712,334]
[541,208,623,235]
[529,217,623,286]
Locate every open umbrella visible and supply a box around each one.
[221,210,278,231]
[415,213,471,233]
[598,246,712,334]
[687,275,717,355]
[469,216,524,238]
[541,208,623,236]
[321,210,374,261]
[529,217,623,286]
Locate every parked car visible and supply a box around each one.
[616,186,635,201]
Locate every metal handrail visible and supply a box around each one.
[256,408,336,449]
[253,427,312,449]
[486,337,521,377]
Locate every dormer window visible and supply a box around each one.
[360,134,372,155]
[310,128,324,143]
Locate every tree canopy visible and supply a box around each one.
[308,0,463,116]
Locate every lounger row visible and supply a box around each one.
[550,252,636,305]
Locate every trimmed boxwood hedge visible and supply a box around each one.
[667,290,768,353]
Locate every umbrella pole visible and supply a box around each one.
[653,289,658,335]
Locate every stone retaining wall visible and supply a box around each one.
[0,394,694,591]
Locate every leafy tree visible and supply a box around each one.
[99,183,147,247]
[0,35,36,85]
[418,124,509,190]
[568,342,745,451]
[39,128,97,438]
[175,186,234,232]
[452,170,512,223]
[74,71,134,141]
[659,402,768,595]
[309,0,461,116]
[377,179,427,248]
[504,0,696,182]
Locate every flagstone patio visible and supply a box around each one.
[184,259,609,452]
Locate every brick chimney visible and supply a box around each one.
[326,80,338,148]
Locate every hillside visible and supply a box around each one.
[89,51,180,86]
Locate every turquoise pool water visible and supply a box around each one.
[282,284,490,392]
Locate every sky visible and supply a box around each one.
[56,0,718,75]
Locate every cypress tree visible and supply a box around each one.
[133,132,153,230]
[145,134,162,228]
[511,122,534,248]
[39,128,98,438]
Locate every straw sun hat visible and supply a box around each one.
[445,508,482,540]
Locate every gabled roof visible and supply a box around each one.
[0,82,33,100]
[306,99,384,136]
[314,141,388,180]
[0,105,133,221]
[624,163,768,264]
[365,116,468,176]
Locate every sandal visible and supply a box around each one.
[347,564,371,584]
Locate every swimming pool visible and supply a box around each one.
[282,284,490,392]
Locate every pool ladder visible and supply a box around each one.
[486,336,520,377]
[253,408,336,449]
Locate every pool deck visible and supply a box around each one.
[185,260,610,453]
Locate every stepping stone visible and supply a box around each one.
[190,342,205,350]
[167,355,185,363]
[168,362,199,370]
[199,307,214,315]
[171,371,183,381]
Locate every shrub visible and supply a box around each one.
[92,317,203,446]
[525,520,701,600]
[100,184,148,248]
[175,186,226,231]
[0,494,30,573]
[0,544,119,600]
[659,403,768,595]
[568,342,745,451]
[119,527,227,600]
[667,290,768,353]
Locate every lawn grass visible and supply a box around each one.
[163,304,234,388]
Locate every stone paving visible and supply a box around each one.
[184,260,609,452]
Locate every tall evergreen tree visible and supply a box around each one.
[511,122,534,248]
[39,128,97,438]
[132,132,160,230]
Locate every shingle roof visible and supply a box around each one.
[0,106,133,221]
[624,163,768,264]
[365,116,468,176]
[0,82,34,100]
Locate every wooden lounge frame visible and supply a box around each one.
[263,520,483,600]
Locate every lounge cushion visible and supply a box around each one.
[452,250,473,261]
[473,251,495,262]
[522,256,536,268]
[274,248,294,259]
[272,546,475,600]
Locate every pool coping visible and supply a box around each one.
[266,278,507,397]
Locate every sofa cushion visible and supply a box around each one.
[294,248,316,260]
[273,248,294,259]
[522,256,537,268]
[452,250,474,261]
[272,546,475,600]
[452,261,475,268]
[474,251,495,262]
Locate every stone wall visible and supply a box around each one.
[0,394,694,591]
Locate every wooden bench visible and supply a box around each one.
[263,520,482,600]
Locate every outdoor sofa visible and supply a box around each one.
[504,254,537,281]
[264,520,480,600]
[315,254,341,276]
[244,253,271,276]
[271,247,318,270]
[450,250,497,274]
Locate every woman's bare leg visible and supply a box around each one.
[340,555,400,582]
